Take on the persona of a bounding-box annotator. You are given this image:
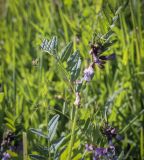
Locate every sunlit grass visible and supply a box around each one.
[0,0,143,159]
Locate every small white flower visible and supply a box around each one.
[74,92,80,106]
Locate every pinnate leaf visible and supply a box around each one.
[60,42,73,62]
[29,154,45,160]
[67,50,81,81]
[48,114,60,141]
[30,128,47,138]
[41,36,57,55]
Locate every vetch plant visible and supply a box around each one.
[84,122,123,160]
[39,30,117,160]
[0,0,143,159]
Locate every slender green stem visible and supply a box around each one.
[23,132,28,160]
[47,105,51,160]
[67,107,78,160]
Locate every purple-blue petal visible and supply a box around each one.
[95,147,107,156]
[99,53,116,60]
[2,153,11,160]
[116,134,123,141]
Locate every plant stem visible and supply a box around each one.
[67,107,78,160]
[47,105,51,160]
[23,132,28,160]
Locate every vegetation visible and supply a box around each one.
[0,0,144,159]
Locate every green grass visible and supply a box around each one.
[0,0,144,159]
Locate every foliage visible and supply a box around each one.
[0,0,144,159]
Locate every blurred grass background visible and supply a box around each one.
[0,0,144,159]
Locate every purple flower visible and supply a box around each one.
[85,144,94,151]
[85,144,116,160]
[115,134,123,141]
[2,152,11,160]
[83,65,94,82]
[101,123,122,144]
[94,147,107,156]
[99,53,116,60]
[94,53,115,69]
[101,123,118,142]
[108,145,115,155]
[89,44,116,69]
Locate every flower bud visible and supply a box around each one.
[74,92,80,106]
[84,65,94,82]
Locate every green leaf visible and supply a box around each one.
[70,57,81,81]
[67,51,79,71]
[5,123,16,132]
[67,50,82,81]
[120,109,144,133]
[0,92,4,102]
[60,42,73,62]
[30,128,47,138]
[48,114,60,141]
[41,36,58,55]
[7,150,18,157]
[54,147,66,160]
[104,88,124,117]
[4,117,15,126]
[103,30,113,40]
[29,154,45,160]
[101,40,116,52]
[75,82,83,92]
[51,136,65,152]
[5,111,15,120]
[118,151,124,160]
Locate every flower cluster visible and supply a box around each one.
[0,131,22,159]
[0,131,14,159]
[89,44,115,69]
[84,43,115,82]
[85,122,122,160]
[101,122,122,145]
[2,152,11,160]
[85,144,116,160]
[74,42,115,107]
